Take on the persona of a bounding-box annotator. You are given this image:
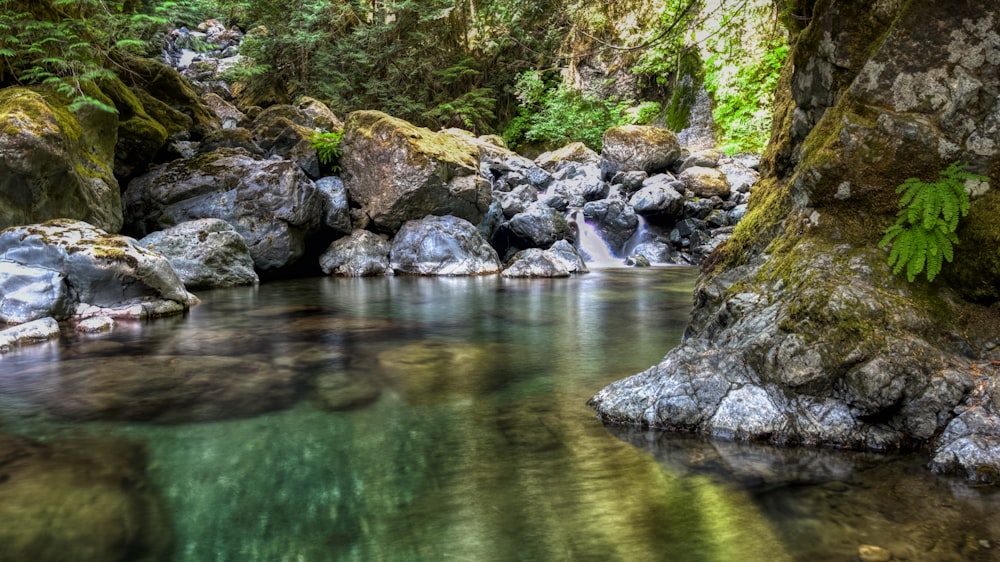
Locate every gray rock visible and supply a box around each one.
[534,142,600,172]
[629,241,677,264]
[679,149,723,171]
[390,215,502,275]
[340,111,491,232]
[250,106,321,178]
[315,176,352,234]
[506,202,577,249]
[320,230,392,277]
[495,185,538,219]
[583,199,639,253]
[0,317,60,353]
[124,148,322,271]
[629,183,684,218]
[0,220,195,323]
[502,240,588,277]
[138,218,259,289]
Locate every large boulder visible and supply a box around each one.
[314,176,352,234]
[114,54,220,139]
[390,215,501,275]
[123,148,323,271]
[679,166,731,198]
[319,229,392,277]
[0,88,121,232]
[590,0,1000,482]
[600,125,681,177]
[0,220,196,323]
[249,105,320,178]
[340,111,492,232]
[534,142,601,172]
[0,434,173,562]
[629,175,685,218]
[138,218,259,289]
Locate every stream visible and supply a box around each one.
[1,268,997,561]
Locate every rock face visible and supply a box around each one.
[138,218,259,289]
[591,0,1000,482]
[123,148,322,271]
[340,111,492,232]
[0,88,121,232]
[390,215,502,275]
[0,219,195,323]
[600,125,681,177]
[0,434,173,562]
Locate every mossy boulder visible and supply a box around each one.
[113,54,220,139]
[599,125,681,177]
[591,0,1000,482]
[534,142,600,172]
[250,105,320,178]
[297,96,342,131]
[97,76,169,182]
[340,111,492,232]
[0,87,121,232]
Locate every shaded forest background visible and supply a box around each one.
[0,0,790,153]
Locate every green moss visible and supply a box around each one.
[945,190,1000,303]
[0,87,82,141]
[664,51,703,132]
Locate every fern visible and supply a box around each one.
[311,130,344,172]
[879,162,985,282]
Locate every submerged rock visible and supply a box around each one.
[16,355,305,422]
[0,433,173,562]
[390,215,501,276]
[502,241,589,278]
[0,219,196,323]
[138,218,259,289]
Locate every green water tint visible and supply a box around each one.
[0,269,997,561]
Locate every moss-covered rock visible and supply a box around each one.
[97,76,169,181]
[113,54,220,139]
[591,0,1000,482]
[340,110,491,232]
[0,87,121,232]
[600,125,681,177]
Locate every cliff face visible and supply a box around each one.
[591,0,1000,482]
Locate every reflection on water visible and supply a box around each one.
[0,269,997,561]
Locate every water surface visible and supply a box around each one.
[1,269,997,561]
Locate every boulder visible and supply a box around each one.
[629,181,684,218]
[0,87,121,232]
[319,229,392,277]
[123,148,322,271]
[534,142,601,172]
[114,54,220,139]
[197,127,264,155]
[679,166,732,198]
[297,96,343,131]
[0,434,172,562]
[600,125,681,177]
[340,111,492,232]
[202,92,245,128]
[138,218,259,289]
[502,240,589,277]
[495,185,538,219]
[0,317,60,353]
[504,202,577,249]
[97,76,169,182]
[549,162,609,205]
[390,215,501,275]
[0,219,196,323]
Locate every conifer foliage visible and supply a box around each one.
[879,162,986,282]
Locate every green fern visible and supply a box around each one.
[879,162,985,282]
[311,130,344,172]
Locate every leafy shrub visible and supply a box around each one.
[879,162,987,282]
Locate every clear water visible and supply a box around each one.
[1,269,998,561]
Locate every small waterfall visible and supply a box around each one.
[571,210,623,268]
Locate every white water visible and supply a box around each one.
[571,210,624,268]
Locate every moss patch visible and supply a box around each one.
[345,110,479,170]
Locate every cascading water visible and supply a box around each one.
[571,210,623,268]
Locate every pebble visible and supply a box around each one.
[857,544,891,562]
